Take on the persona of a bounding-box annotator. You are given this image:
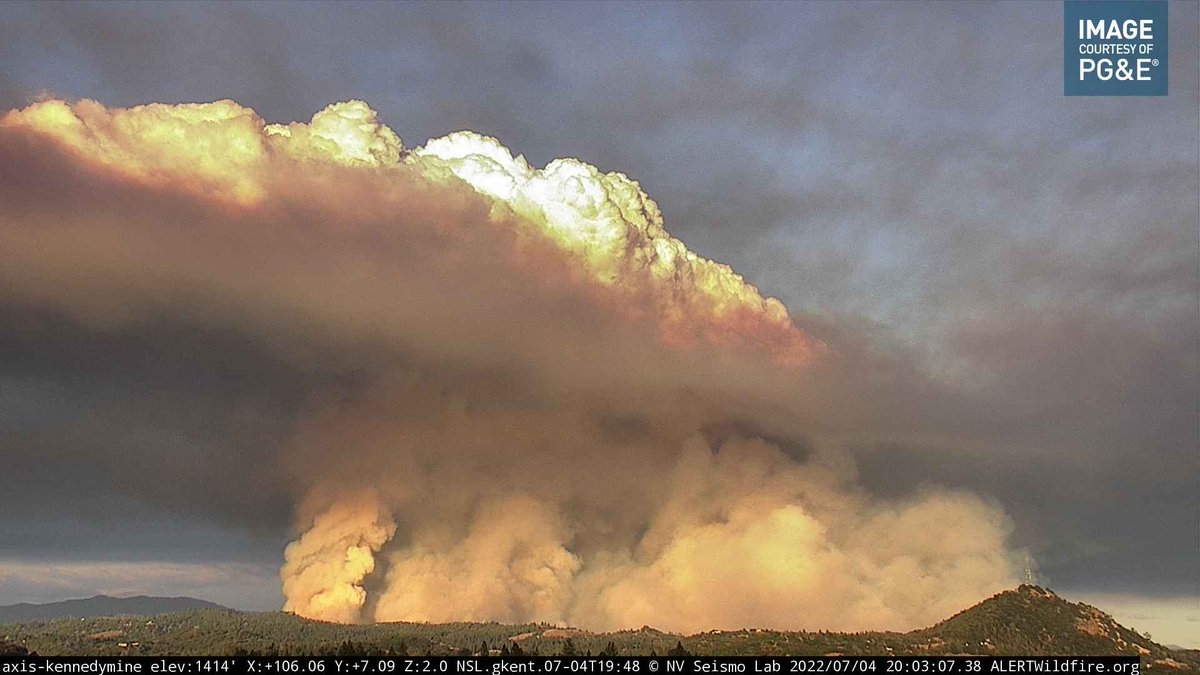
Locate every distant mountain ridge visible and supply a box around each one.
[0,595,228,623]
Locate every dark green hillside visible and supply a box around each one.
[0,610,556,657]
[1,586,1195,669]
[919,585,1176,659]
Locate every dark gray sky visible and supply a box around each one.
[0,0,1196,643]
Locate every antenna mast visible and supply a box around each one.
[1022,553,1036,586]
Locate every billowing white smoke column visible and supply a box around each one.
[375,495,582,624]
[281,492,397,624]
[0,98,1021,632]
[372,437,1016,632]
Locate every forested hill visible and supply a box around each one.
[919,585,1178,658]
[1,585,1195,669]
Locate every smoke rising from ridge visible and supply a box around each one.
[0,98,1020,631]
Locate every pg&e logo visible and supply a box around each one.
[1064,0,1168,96]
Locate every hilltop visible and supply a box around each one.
[0,586,1195,668]
[919,585,1181,658]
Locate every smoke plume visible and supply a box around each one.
[0,98,1020,631]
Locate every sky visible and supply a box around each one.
[0,0,1196,647]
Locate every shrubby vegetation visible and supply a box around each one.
[1,586,1195,669]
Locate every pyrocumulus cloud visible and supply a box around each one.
[0,98,1021,632]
